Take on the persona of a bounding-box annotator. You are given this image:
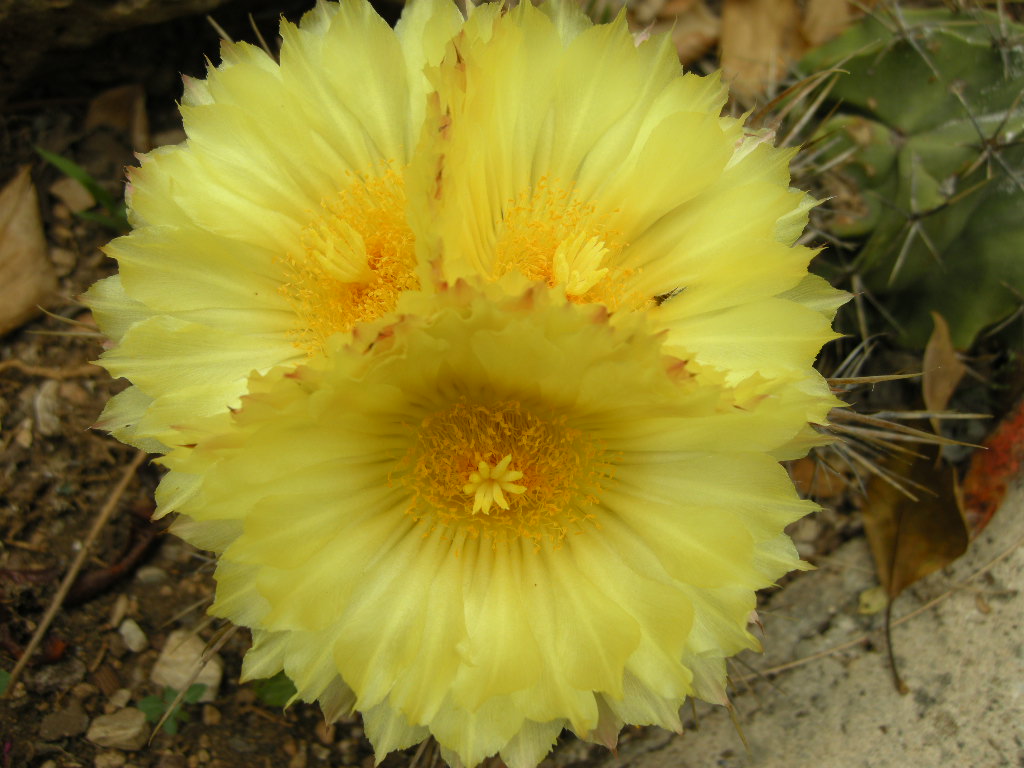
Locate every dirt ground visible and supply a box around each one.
[0,2,1019,768]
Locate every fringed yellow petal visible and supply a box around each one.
[659,298,841,385]
[92,386,165,453]
[363,702,431,759]
[600,672,685,732]
[499,720,565,768]
[83,275,150,344]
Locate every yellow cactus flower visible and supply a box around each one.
[160,281,817,768]
[84,1,846,765]
[84,0,464,452]
[416,1,844,450]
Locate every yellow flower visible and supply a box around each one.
[160,281,816,768]
[84,0,464,452]
[416,1,844,452]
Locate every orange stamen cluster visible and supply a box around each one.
[494,177,640,308]
[281,165,418,355]
[400,400,610,546]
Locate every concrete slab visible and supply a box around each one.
[602,483,1024,768]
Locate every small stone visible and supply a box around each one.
[135,566,167,584]
[107,631,129,659]
[201,705,220,726]
[151,630,222,702]
[72,682,99,700]
[118,619,148,653]
[226,736,256,754]
[156,756,187,768]
[39,701,89,740]
[31,657,86,693]
[108,594,130,629]
[287,745,308,768]
[49,246,77,276]
[48,176,95,213]
[94,751,127,768]
[86,708,148,751]
[310,744,331,763]
[108,688,132,710]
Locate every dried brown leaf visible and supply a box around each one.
[801,0,859,47]
[862,456,968,598]
[671,0,720,65]
[720,0,803,100]
[922,311,966,434]
[0,166,56,336]
[85,84,150,153]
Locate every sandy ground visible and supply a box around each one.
[599,483,1024,768]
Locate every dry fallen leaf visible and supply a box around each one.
[0,166,56,336]
[788,455,847,500]
[720,0,803,101]
[85,84,151,153]
[862,456,968,599]
[801,0,860,47]
[922,311,966,434]
[961,396,1024,538]
[671,0,720,65]
[861,453,969,693]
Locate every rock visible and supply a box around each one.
[201,705,220,726]
[38,701,89,740]
[31,657,86,694]
[86,708,148,751]
[118,619,148,653]
[33,380,61,436]
[156,755,187,768]
[107,688,132,710]
[135,566,167,584]
[607,483,1024,768]
[94,751,127,768]
[48,176,94,213]
[72,682,99,700]
[150,630,222,702]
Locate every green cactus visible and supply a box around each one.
[800,6,1024,349]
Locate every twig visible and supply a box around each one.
[0,359,101,379]
[2,450,146,696]
[756,531,1024,678]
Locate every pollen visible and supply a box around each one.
[400,400,611,546]
[280,165,418,355]
[494,178,643,309]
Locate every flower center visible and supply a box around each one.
[494,178,641,308]
[280,165,418,355]
[462,454,527,515]
[400,400,610,546]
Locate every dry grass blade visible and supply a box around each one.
[830,441,927,501]
[3,450,146,696]
[828,372,921,387]
[206,15,233,43]
[832,408,978,447]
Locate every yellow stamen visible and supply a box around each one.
[462,454,527,514]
